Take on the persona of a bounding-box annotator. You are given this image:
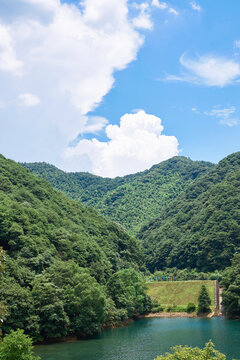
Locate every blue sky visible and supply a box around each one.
[0,0,239,177]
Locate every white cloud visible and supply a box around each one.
[0,24,24,75]
[166,54,240,87]
[132,3,153,30]
[63,110,179,177]
[168,8,178,16]
[205,106,239,127]
[18,93,41,106]
[81,116,109,134]
[190,1,201,11]
[0,101,5,109]
[152,0,168,10]
[0,0,146,117]
[0,0,153,167]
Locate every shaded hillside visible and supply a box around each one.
[139,152,240,272]
[0,154,150,340]
[22,157,213,235]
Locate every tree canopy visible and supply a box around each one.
[155,341,226,360]
[139,152,240,272]
[22,156,213,235]
[0,154,148,340]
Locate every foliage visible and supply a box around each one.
[0,249,5,274]
[140,152,240,272]
[151,300,164,313]
[107,269,152,318]
[154,340,226,360]
[221,253,240,315]
[0,329,39,360]
[187,302,196,313]
[150,268,223,282]
[22,157,213,235]
[0,248,6,338]
[197,285,211,314]
[0,154,147,340]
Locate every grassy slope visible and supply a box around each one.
[147,281,215,309]
[22,157,213,235]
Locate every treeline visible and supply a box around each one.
[22,157,213,235]
[0,154,150,341]
[139,152,240,272]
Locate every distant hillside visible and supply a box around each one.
[22,157,213,235]
[139,152,240,272]
[0,154,142,282]
[0,154,149,340]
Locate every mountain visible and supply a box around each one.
[139,152,240,272]
[0,154,149,340]
[22,157,214,235]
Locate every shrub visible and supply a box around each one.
[187,302,196,313]
[0,329,40,360]
[154,340,226,360]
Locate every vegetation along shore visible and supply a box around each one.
[0,152,239,358]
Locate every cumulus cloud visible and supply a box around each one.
[0,0,153,167]
[166,54,240,86]
[0,24,23,75]
[63,110,179,177]
[190,1,201,11]
[18,93,41,107]
[205,106,239,127]
[0,0,146,118]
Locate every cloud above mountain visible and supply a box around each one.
[64,110,179,177]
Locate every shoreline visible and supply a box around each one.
[142,312,197,318]
[35,313,239,346]
[142,310,225,318]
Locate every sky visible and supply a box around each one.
[0,0,239,177]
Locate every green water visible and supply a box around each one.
[35,318,240,360]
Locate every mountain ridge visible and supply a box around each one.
[139,151,240,272]
[22,156,214,235]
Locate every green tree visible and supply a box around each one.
[221,254,240,315]
[154,340,226,360]
[0,248,7,341]
[107,268,151,318]
[197,285,211,313]
[0,282,39,340]
[0,329,40,360]
[40,261,106,336]
[32,277,69,340]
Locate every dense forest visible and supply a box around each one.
[22,157,213,235]
[0,154,151,341]
[139,152,240,272]
[0,151,239,343]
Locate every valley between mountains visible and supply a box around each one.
[0,152,239,343]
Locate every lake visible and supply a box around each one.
[35,317,240,360]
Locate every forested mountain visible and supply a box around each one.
[22,157,213,235]
[139,152,240,272]
[0,154,150,341]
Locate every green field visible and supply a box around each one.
[147,280,215,310]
